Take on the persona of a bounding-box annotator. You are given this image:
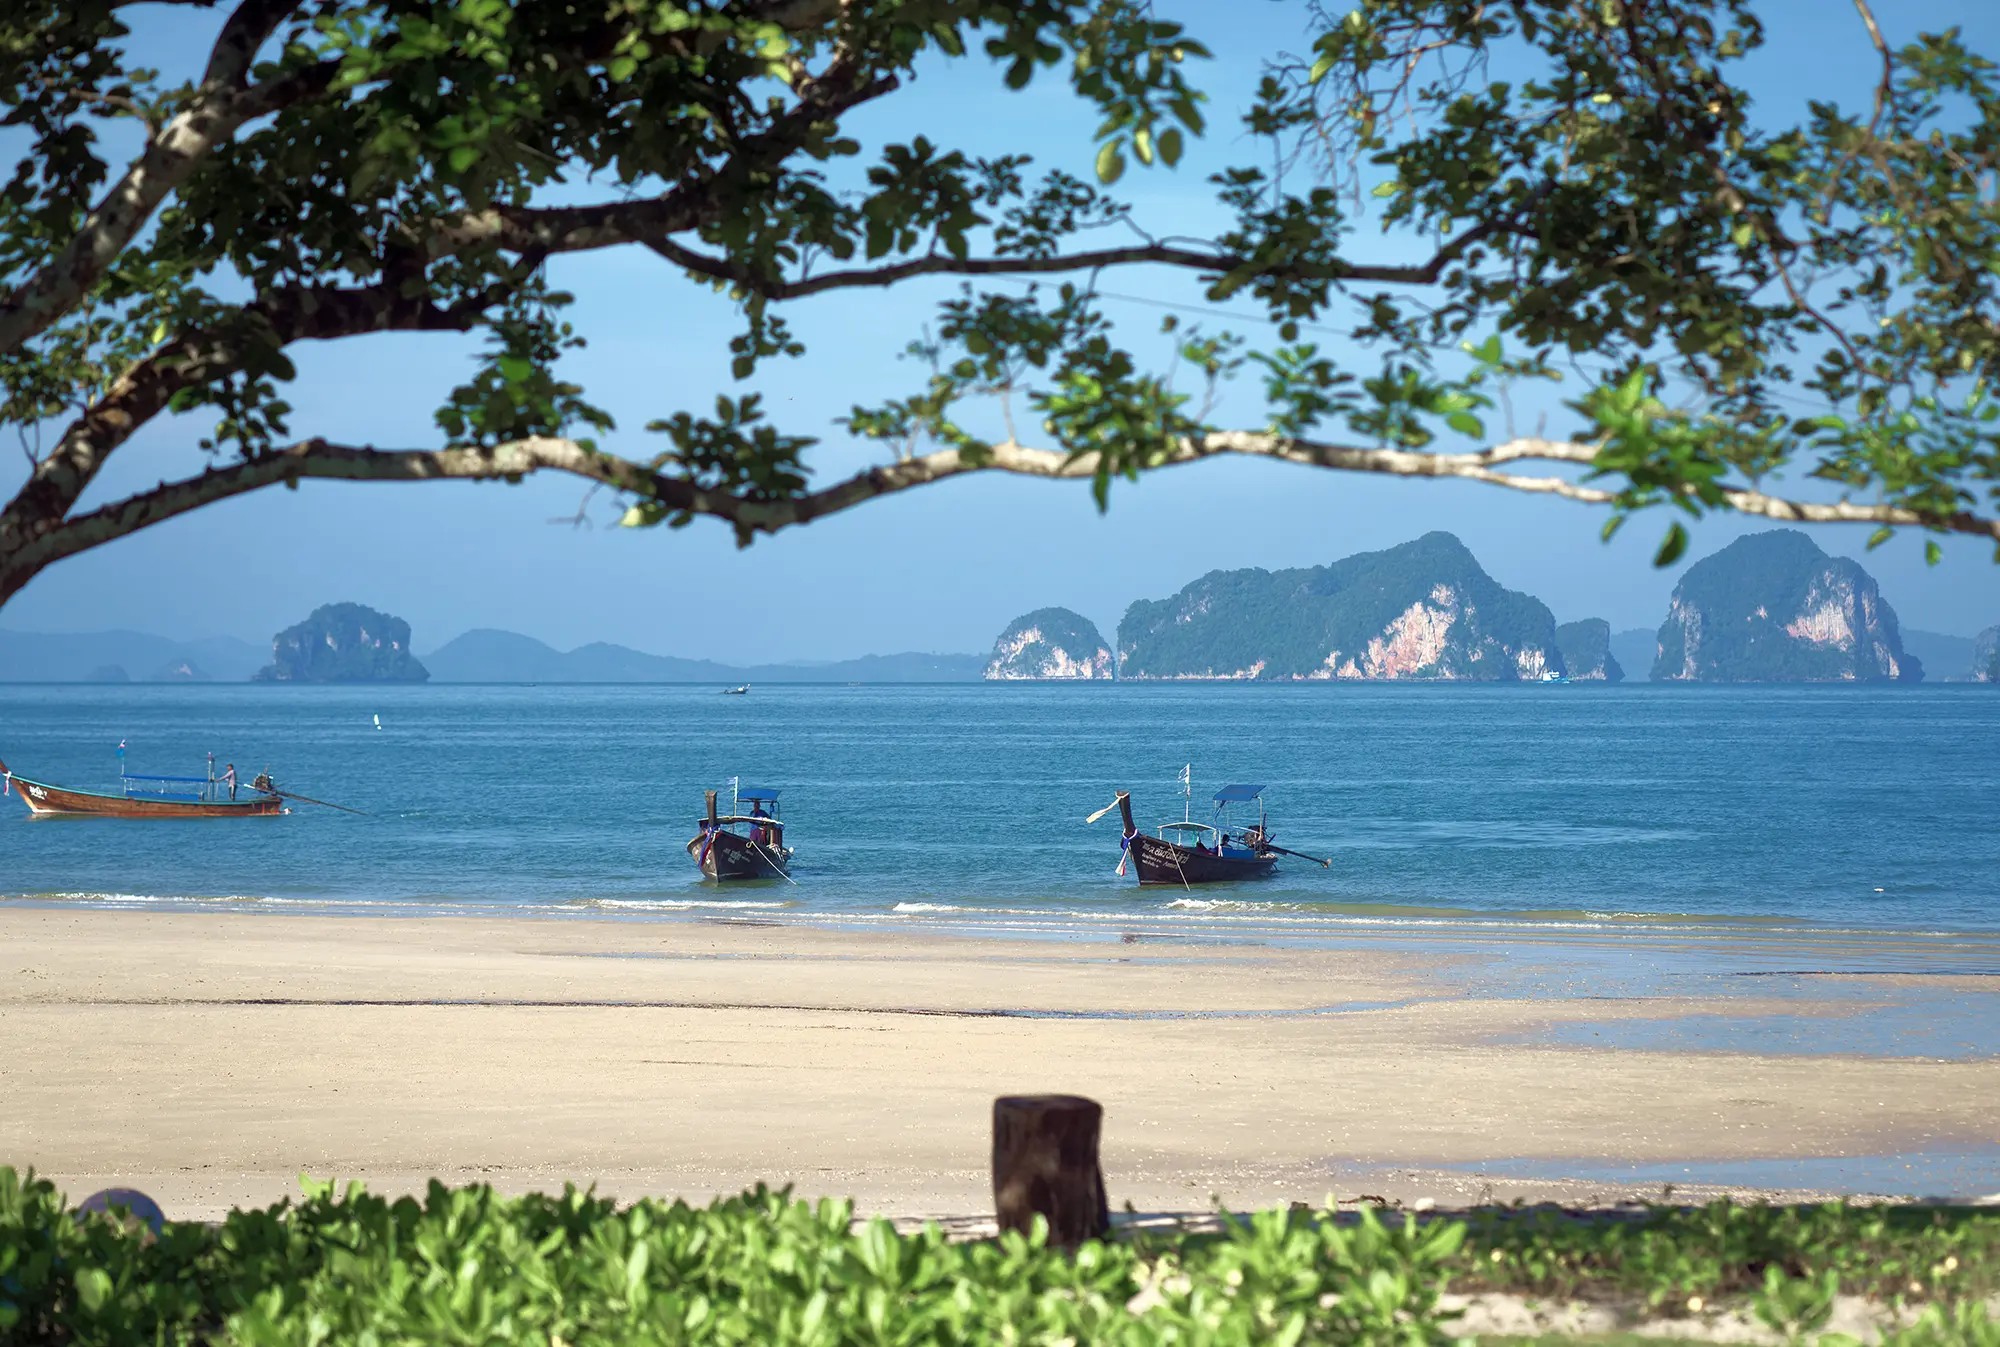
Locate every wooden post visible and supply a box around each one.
[992,1094,1110,1247]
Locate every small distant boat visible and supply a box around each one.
[1539,670,1570,685]
[1,752,284,819]
[687,784,792,880]
[1088,770,1329,886]
[722,684,750,695]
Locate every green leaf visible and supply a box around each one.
[1925,540,1943,565]
[1653,521,1689,568]
[75,1267,112,1312]
[1865,526,1893,550]
[1370,180,1397,198]
[1158,127,1183,166]
[1445,410,1484,437]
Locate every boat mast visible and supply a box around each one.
[1179,764,1191,824]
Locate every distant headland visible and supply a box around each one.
[983,529,1994,683]
[3,531,1995,685]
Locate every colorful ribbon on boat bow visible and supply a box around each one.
[1116,828,1136,877]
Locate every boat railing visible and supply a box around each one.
[120,772,218,803]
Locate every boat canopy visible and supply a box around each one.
[736,786,780,802]
[1212,783,1265,803]
[1159,821,1219,835]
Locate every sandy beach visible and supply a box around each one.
[2,907,1996,1222]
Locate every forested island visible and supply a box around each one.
[1113,533,1566,680]
[982,609,1114,680]
[255,604,430,683]
[1555,619,1625,682]
[1653,531,1919,682]
[1976,625,2000,683]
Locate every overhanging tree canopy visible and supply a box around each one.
[2,0,1996,609]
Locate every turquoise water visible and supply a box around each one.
[3,683,1998,948]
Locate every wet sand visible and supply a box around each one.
[2,908,1996,1222]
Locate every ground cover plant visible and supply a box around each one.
[4,1168,1999,1345]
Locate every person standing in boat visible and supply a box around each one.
[221,762,238,801]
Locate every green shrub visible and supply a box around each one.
[6,1168,2000,1345]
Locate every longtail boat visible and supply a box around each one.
[0,754,285,819]
[1088,770,1330,886]
[686,784,792,880]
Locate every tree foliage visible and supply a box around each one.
[2,0,1998,608]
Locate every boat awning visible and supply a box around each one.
[1212,783,1265,802]
[1159,821,1218,834]
[736,786,780,802]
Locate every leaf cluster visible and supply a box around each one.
[10,1169,2000,1345]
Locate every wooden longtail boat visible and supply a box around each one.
[0,755,285,819]
[1091,773,1330,887]
[686,784,792,880]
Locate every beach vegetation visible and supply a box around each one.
[4,1,2000,610]
[6,1167,2000,1344]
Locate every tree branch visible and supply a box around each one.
[647,220,1504,299]
[11,429,1993,606]
[202,0,306,88]
[0,47,336,358]
[0,279,508,557]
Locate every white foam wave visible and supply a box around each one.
[566,898,790,912]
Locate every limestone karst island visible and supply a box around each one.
[253,603,430,683]
[982,529,1955,682]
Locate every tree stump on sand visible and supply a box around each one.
[992,1094,1110,1247]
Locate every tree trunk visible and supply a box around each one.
[991,1094,1109,1247]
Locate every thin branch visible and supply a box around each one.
[647,219,1507,300]
[11,430,1994,605]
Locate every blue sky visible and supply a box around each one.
[5,0,1999,659]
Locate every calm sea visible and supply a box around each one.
[4,682,1997,950]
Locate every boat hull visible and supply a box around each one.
[5,775,284,818]
[687,827,791,880]
[1128,833,1278,885]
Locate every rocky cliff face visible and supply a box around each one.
[983,608,1114,680]
[1116,532,1562,680]
[255,603,430,683]
[1652,531,1918,682]
[1975,625,2000,682]
[1554,619,1624,681]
